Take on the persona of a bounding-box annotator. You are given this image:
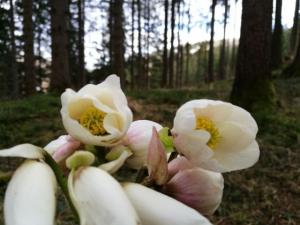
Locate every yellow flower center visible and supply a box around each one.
[195,117,220,149]
[79,106,107,135]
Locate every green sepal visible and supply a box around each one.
[158,127,174,153]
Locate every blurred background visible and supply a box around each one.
[0,0,299,224]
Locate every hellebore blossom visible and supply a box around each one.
[44,135,81,162]
[165,157,223,215]
[0,144,57,225]
[123,182,212,225]
[61,75,133,147]
[124,120,163,169]
[172,99,260,172]
[66,151,141,225]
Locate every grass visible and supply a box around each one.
[0,78,299,224]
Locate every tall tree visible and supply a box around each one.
[109,0,125,87]
[9,0,18,97]
[290,0,299,56]
[218,0,229,80]
[136,0,142,88]
[184,1,191,86]
[168,0,176,88]
[161,0,169,88]
[77,0,85,87]
[271,0,283,70]
[208,0,217,83]
[23,0,35,95]
[230,0,275,112]
[50,0,72,92]
[130,0,135,89]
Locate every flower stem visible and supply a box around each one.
[43,151,79,223]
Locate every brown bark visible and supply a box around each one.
[23,0,36,95]
[109,0,125,87]
[161,0,169,88]
[78,0,85,88]
[131,0,135,89]
[168,0,176,88]
[9,0,18,97]
[218,0,228,80]
[208,0,217,83]
[230,0,275,112]
[290,0,299,56]
[136,0,142,88]
[50,0,72,92]
[184,2,191,86]
[271,0,283,69]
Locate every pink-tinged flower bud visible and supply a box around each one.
[165,168,224,215]
[168,156,194,179]
[44,135,81,162]
[147,127,168,185]
[125,120,163,169]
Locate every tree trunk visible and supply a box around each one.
[145,0,150,89]
[23,0,36,95]
[9,0,18,98]
[290,0,299,57]
[208,0,217,83]
[161,0,169,88]
[109,0,125,87]
[218,0,228,80]
[168,0,176,88]
[184,2,191,86]
[50,0,72,92]
[230,0,275,112]
[77,0,85,88]
[131,0,135,89]
[136,0,142,88]
[271,0,283,70]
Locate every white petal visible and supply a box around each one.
[44,135,69,155]
[126,120,163,169]
[173,132,213,164]
[123,183,212,225]
[229,105,258,135]
[200,140,260,172]
[0,144,43,159]
[217,121,255,152]
[99,150,132,174]
[4,161,57,225]
[68,167,140,225]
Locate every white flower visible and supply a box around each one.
[0,145,57,225]
[4,161,57,225]
[124,120,163,169]
[172,99,260,172]
[123,182,212,225]
[66,151,140,225]
[165,157,223,215]
[61,75,133,147]
[44,135,81,162]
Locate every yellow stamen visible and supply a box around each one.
[79,106,107,135]
[195,117,220,149]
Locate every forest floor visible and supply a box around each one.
[0,78,299,225]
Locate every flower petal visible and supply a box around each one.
[0,144,43,159]
[217,121,255,152]
[123,183,212,225]
[4,160,57,225]
[147,127,168,185]
[68,167,140,225]
[165,168,223,215]
[99,149,132,174]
